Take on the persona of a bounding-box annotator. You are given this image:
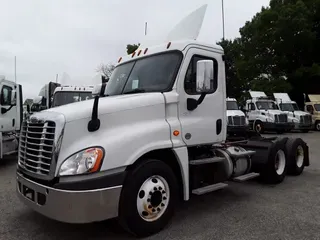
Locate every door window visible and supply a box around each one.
[1,85,12,105]
[306,105,314,114]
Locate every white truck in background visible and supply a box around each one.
[273,93,312,133]
[226,97,249,134]
[31,83,94,112]
[16,5,310,237]
[0,76,23,159]
[244,91,293,133]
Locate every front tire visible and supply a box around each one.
[315,121,320,131]
[118,159,178,237]
[254,120,264,134]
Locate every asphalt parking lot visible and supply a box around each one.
[0,132,319,240]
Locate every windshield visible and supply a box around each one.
[227,101,238,110]
[52,91,93,107]
[256,101,278,110]
[292,103,300,111]
[315,104,320,111]
[106,51,182,96]
[279,103,294,111]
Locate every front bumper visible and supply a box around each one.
[16,172,122,223]
[294,122,313,130]
[263,122,294,131]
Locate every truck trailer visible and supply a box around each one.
[16,5,310,237]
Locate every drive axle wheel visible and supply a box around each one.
[260,139,287,184]
[316,121,320,131]
[118,159,178,237]
[285,138,307,175]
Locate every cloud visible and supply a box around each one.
[0,0,269,100]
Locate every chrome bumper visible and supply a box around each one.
[16,172,122,223]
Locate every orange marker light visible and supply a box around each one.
[144,48,148,54]
[173,130,180,136]
[118,57,122,63]
[132,51,136,58]
[138,50,142,56]
[167,42,171,49]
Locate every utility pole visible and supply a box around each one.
[222,0,225,40]
[145,22,148,36]
[14,56,17,83]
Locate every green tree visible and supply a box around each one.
[239,0,320,106]
[126,44,140,55]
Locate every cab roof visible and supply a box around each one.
[54,86,94,93]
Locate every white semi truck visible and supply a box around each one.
[245,91,294,133]
[0,76,23,159]
[16,5,310,237]
[273,93,313,133]
[31,83,94,112]
[226,97,249,134]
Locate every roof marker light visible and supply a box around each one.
[144,48,148,54]
[167,42,171,49]
[132,51,136,58]
[118,57,122,63]
[138,49,142,56]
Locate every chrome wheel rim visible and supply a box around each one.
[296,145,304,168]
[255,123,262,133]
[137,175,170,222]
[316,123,320,131]
[275,150,286,175]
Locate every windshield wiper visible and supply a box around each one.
[123,88,146,94]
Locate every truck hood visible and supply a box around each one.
[226,110,245,117]
[44,93,165,122]
[260,109,284,115]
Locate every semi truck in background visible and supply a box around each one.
[30,83,94,112]
[226,97,249,134]
[244,91,293,133]
[16,5,310,237]
[305,94,320,131]
[273,93,312,133]
[0,76,23,159]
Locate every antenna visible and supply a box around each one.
[14,56,17,83]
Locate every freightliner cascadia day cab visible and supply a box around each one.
[305,94,320,131]
[226,97,249,134]
[16,5,310,237]
[273,93,313,133]
[245,91,293,134]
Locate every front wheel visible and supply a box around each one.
[254,121,264,134]
[315,121,320,131]
[118,159,178,237]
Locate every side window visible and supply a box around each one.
[306,105,314,114]
[1,85,12,105]
[184,55,218,95]
[249,103,256,110]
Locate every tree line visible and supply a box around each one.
[99,0,320,107]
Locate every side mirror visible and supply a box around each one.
[11,90,16,105]
[92,83,107,97]
[196,60,214,93]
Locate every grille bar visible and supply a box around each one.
[18,120,56,176]
[228,116,246,126]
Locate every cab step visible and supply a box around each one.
[189,157,225,165]
[233,172,260,182]
[192,182,228,195]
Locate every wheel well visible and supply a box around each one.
[126,149,184,200]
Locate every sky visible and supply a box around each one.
[0,0,270,100]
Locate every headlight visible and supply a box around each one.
[59,147,104,176]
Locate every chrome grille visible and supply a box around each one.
[275,114,287,123]
[300,115,312,124]
[228,116,246,126]
[19,120,56,175]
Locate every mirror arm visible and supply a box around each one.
[187,93,207,111]
[1,105,14,114]
[197,93,207,105]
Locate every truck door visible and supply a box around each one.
[0,81,18,132]
[177,48,226,146]
[247,102,258,122]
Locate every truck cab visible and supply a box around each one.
[0,77,23,158]
[226,97,249,134]
[245,91,293,133]
[305,94,320,131]
[274,93,312,132]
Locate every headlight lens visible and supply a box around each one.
[59,147,104,176]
